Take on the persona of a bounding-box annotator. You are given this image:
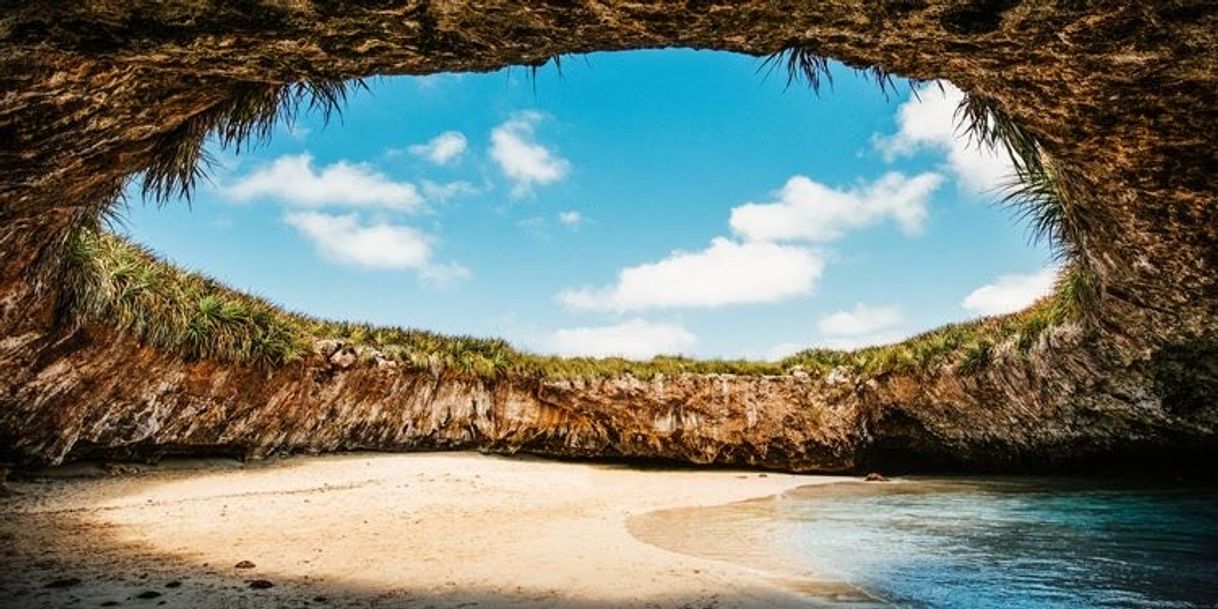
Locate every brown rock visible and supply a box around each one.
[101,463,139,476]
[329,348,358,369]
[312,340,343,359]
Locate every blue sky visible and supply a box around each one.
[120,49,1055,360]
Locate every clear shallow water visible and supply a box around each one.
[780,479,1218,609]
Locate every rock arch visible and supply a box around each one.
[1,1,1216,471]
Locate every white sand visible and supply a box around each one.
[0,452,856,608]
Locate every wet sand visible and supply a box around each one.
[0,452,856,608]
[627,490,887,606]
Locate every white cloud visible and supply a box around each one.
[490,111,570,196]
[421,180,479,202]
[516,216,549,237]
[816,331,912,351]
[544,319,695,360]
[558,210,583,227]
[286,124,311,141]
[962,266,1058,316]
[226,154,423,211]
[764,342,805,361]
[559,237,824,312]
[409,131,468,165]
[729,172,943,243]
[413,73,464,90]
[818,303,905,336]
[874,82,1014,196]
[284,212,469,283]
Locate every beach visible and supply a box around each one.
[0,452,853,608]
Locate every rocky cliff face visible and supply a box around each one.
[3,316,1214,473]
[2,1,1217,472]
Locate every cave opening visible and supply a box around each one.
[3,2,1214,472]
[98,49,1056,370]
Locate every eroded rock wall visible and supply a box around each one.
[3,318,1213,472]
[2,1,1217,471]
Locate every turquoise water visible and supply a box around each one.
[781,479,1218,609]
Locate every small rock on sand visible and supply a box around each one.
[234,560,255,569]
[247,579,274,590]
[102,463,140,476]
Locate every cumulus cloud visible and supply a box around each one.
[490,111,570,196]
[729,172,943,243]
[559,237,824,312]
[815,331,912,351]
[558,210,583,227]
[284,212,469,283]
[562,171,937,315]
[874,82,1015,196]
[818,303,905,336]
[226,154,423,211]
[421,180,479,202]
[764,342,805,361]
[544,319,695,360]
[962,266,1059,316]
[409,131,468,165]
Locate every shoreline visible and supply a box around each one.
[627,483,890,606]
[1,451,856,608]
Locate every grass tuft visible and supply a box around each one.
[956,91,1042,174]
[68,230,309,364]
[141,78,366,204]
[761,45,930,99]
[1000,155,1069,254]
[1051,262,1102,323]
[760,46,834,92]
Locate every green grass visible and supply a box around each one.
[780,299,1066,378]
[66,229,1084,381]
[69,230,310,364]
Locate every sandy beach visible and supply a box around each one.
[0,452,861,608]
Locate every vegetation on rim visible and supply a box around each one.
[140,79,364,205]
[70,228,1078,380]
